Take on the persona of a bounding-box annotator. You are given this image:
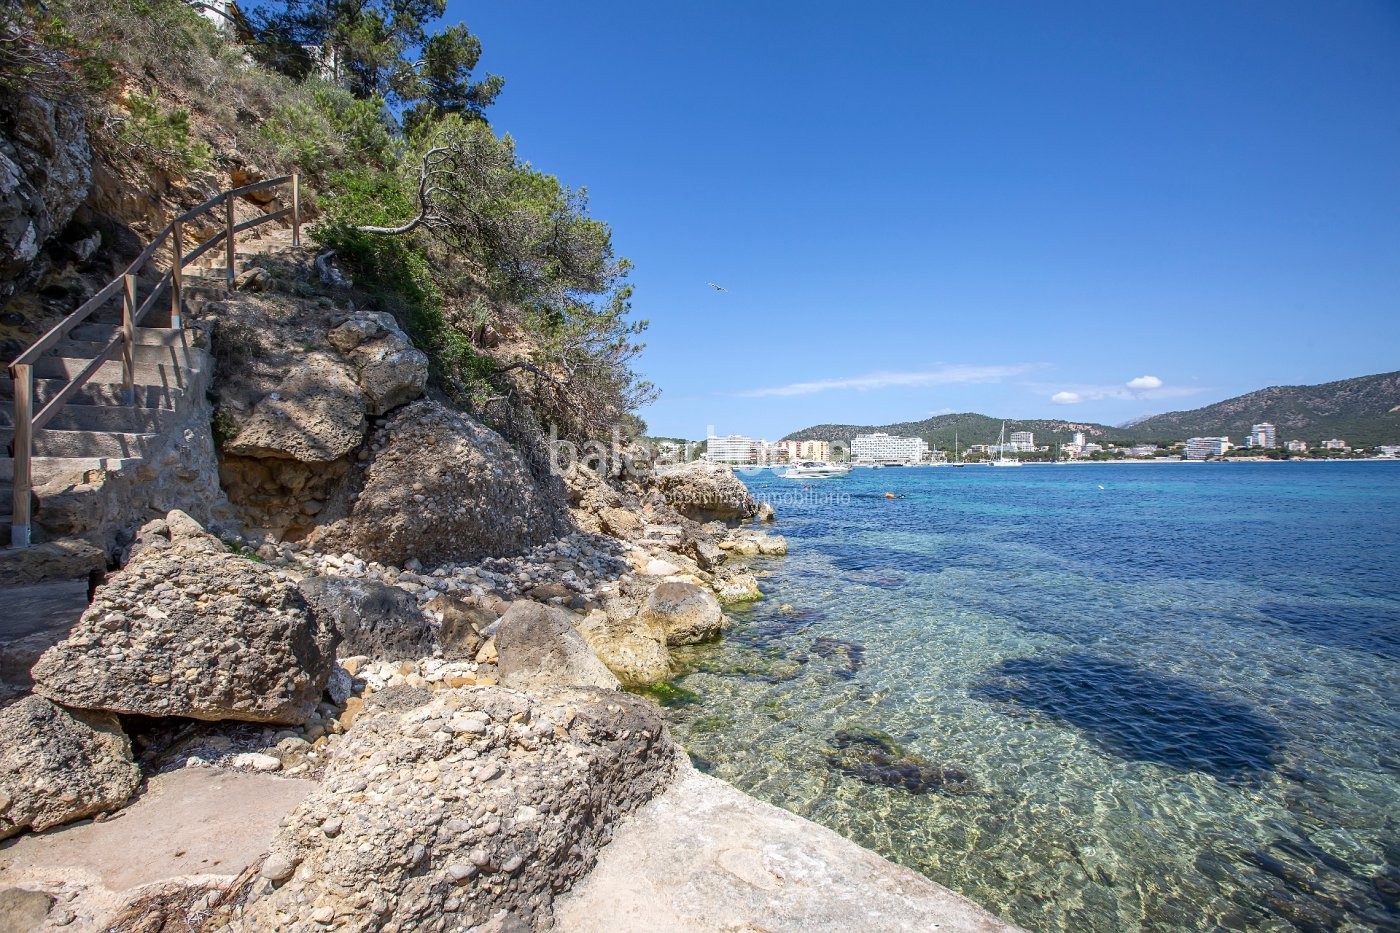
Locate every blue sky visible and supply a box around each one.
[448,0,1400,440]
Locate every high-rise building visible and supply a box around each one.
[1072,431,1086,447]
[797,439,832,461]
[1009,431,1034,452]
[850,432,929,464]
[1251,422,1277,448]
[705,434,759,464]
[1185,437,1230,460]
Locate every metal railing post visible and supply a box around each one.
[224,192,236,287]
[121,273,137,402]
[170,221,183,329]
[291,173,301,247]
[9,363,33,548]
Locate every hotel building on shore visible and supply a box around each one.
[1185,436,1231,460]
[851,432,929,464]
[1286,439,1309,453]
[705,433,760,464]
[797,439,832,461]
[1242,422,1277,448]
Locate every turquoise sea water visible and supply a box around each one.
[663,462,1400,932]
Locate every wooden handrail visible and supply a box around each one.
[6,173,300,548]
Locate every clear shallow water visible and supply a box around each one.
[663,462,1400,932]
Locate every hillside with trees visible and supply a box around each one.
[783,413,1135,451]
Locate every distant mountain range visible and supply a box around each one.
[782,370,1400,449]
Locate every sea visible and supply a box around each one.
[660,461,1400,932]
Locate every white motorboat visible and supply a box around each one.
[783,461,852,479]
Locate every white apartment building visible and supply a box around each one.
[1185,437,1231,460]
[705,434,759,464]
[1323,438,1349,451]
[1072,432,1086,447]
[851,432,929,464]
[1286,439,1309,453]
[1129,445,1159,457]
[773,440,802,462]
[1009,431,1034,452]
[1249,422,1277,448]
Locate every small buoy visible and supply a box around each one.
[884,492,896,499]
[1098,485,1105,490]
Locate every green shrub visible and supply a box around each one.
[118,90,211,170]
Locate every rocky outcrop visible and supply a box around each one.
[298,576,436,661]
[238,685,677,931]
[0,696,140,839]
[655,461,758,522]
[319,400,569,567]
[31,511,337,724]
[495,601,620,692]
[327,309,429,416]
[641,581,725,646]
[0,92,92,300]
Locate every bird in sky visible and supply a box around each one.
[706,282,728,292]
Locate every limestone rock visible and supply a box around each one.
[239,685,676,930]
[576,610,671,686]
[0,887,54,929]
[641,581,725,646]
[683,534,725,571]
[756,500,777,523]
[0,93,91,299]
[328,400,568,567]
[222,351,366,463]
[495,601,619,692]
[328,310,428,416]
[31,511,337,724]
[655,462,757,522]
[756,534,788,555]
[298,576,435,661]
[0,538,106,586]
[0,696,140,839]
[598,506,642,539]
[715,571,763,605]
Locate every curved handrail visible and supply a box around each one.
[6,173,301,548]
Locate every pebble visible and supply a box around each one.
[261,853,296,882]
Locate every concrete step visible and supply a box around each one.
[1,428,161,460]
[0,378,189,412]
[67,324,195,347]
[30,356,199,388]
[23,404,182,434]
[0,456,124,484]
[51,339,201,369]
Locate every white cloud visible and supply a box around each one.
[737,364,1036,398]
[1041,375,1202,406]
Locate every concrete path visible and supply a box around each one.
[0,767,314,930]
[556,763,1023,933]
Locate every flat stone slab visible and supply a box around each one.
[555,764,1022,932]
[0,580,88,701]
[0,767,314,929]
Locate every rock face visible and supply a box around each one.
[31,511,337,725]
[642,581,725,646]
[656,462,758,522]
[0,696,140,839]
[495,601,620,692]
[0,92,92,300]
[240,685,677,931]
[327,400,569,567]
[298,576,435,661]
[327,310,429,416]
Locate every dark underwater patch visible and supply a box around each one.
[823,727,977,795]
[1255,600,1400,660]
[975,653,1283,781]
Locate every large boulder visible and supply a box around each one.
[495,601,619,692]
[239,685,677,930]
[298,576,435,661]
[326,400,569,567]
[656,462,757,522]
[424,593,492,661]
[576,609,671,686]
[642,581,725,646]
[327,310,429,416]
[222,352,366,463]
[0,93,92,300]
[0,696,140,839]
[31,511,337,724]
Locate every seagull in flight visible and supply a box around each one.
[706,282,728,292]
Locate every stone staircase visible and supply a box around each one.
[2,222,298,549]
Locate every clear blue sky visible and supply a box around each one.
[448,0,1400,440]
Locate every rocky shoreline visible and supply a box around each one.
[0,250,1017,931]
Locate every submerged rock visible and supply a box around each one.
[0,696,140,838]
[811,636,866,679]
[31,511,337,725]
[824,728,976,796]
